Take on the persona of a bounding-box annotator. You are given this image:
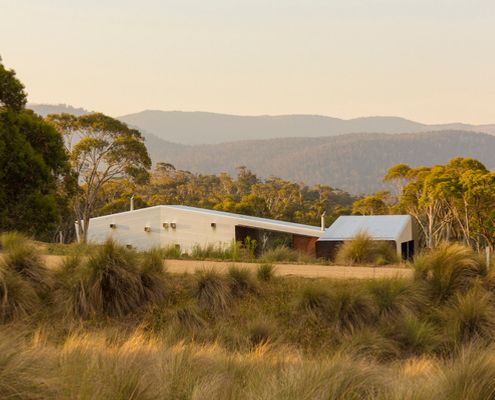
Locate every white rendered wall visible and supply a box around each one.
[86,207,236,252]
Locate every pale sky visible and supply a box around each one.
[1,0,494,123]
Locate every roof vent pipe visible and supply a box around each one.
[130,195,135,212]
[321,211,326,231]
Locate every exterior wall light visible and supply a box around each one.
[170,222,177,229]
[162,222,169,229]
[109,223,116,229]
[144,226,151,233]
[126,244,133,249]
[211,222,216,228]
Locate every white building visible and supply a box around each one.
[85,205,324,254]
[315,215,415,260]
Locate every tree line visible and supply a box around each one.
[353,158,495,250]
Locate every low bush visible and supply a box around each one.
[335,232,399,265]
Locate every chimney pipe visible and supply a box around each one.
[130,195,135,211]
[321,211,326,231]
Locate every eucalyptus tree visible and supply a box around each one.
[47,113,151,241]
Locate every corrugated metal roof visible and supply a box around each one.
[318,215,411,241]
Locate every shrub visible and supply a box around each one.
[261,246,299,263]
[335,232,398,265]
[341,328,400,361]
[257,263,276,282]
[227,266,258,297]
[413,242,486,301]
[195,269,231,314]
[162,244,182,259]
[439,285,495,344]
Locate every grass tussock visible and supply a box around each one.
[335,232,399,265]
[414,242,486,301]
[257,263,276,282]
[195,269,231,314]
[227,266,258,297]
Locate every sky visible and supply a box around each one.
[1,0,494,123]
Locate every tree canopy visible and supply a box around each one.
[0,58,69,238]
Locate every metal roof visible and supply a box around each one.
[163,205,322,236]
[90,205,323,237]
[318,215,412,241]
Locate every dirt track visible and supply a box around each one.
[31,255,413,280]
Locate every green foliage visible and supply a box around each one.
[336,232,399,265]
[392,314,439,355]
[140,248,168,304]
[0,57,27,111]
[257,263,276,282]
[413,242,486,301]
[0,110,69,239]
[47,112,151,241]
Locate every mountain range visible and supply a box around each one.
[28,104,495,194]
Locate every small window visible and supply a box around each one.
[126,244,133,249]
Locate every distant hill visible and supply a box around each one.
[144,131,495,194]
[27,104,495,193]
[28,104,92,117]
[118,110,495,145]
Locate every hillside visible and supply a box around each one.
[145,131,495,194]
[117,110,495,145]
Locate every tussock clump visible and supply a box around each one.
[392,313,439,356]
[140,248,168,304]
[83,240,144,317]
[439,286,495,345]
[299,285,333,318]
[341,328,400,361]
[257,263,276,282]
[248,319,275,346]
[438,346,495,400]
[227,266,258,297]
[414,242,486,301]
[335,232,399,265]
[367,279,429,319]
[195,269,231,314]
[0,264,40,323]
[175,304,206,332]
[331,286,377,332]
[0,232,52,289]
